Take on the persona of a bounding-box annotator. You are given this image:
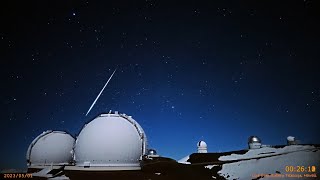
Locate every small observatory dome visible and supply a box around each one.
[248,136,262,149]
[26,131,75,167]
[147,149,157,156]
[73,112,147,170]
[287,136,298,145]
[197,140,208,153]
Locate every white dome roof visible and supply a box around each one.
[26,131,75,166]
[74,112,147,168]
[197,140,207,148]
[287,136,295,141]
[197,140,208,153]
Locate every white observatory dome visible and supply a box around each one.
[26,131,75,167]
[287,136,298,145]
[73,112,147,170]
[197,140,208,153]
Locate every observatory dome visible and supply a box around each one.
[197,141,207,148]
[248,136,261,143]
[287,136,298,145]
[248,136,262,149]
[197,140,208,153]
[147,149,157,156]
[74,112,147,169]
[26,131,75,166]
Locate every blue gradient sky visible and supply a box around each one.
[1,0,319,169]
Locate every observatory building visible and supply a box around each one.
[247,135,262,149]
[65,111,147,174]
[26,130,75,173]
[197,140,208,153]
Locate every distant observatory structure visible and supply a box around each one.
[287,136,299,145]
[146,149,159,158]
[26,131,75,171]
[197,140,208,153]
[66,111,147,172]
[248,135,262,149]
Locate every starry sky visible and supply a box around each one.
[1,0,319,170]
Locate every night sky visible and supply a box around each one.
[1,0,319,170]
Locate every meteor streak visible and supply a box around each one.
[85,69,117,116]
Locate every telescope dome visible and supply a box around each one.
[147,149,157,156]
[73,112,147,170]
[248,136,262,149]
[197,141,207,148]
[197,140,208,153]
[26,130,75,166]
[248,136,261,144]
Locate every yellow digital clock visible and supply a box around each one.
[285,166,316,173]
